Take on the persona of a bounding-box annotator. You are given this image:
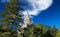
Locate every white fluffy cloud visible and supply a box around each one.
[22,0,53,16]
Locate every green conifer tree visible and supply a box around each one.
[0,0,23,37]
[52,26,57,37]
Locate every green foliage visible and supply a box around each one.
[17,34,23,37]
[22,23,58,37]
[56,31,60,37]
[0,0,23,37]
[0,0,23,31]
[0,23,59,37]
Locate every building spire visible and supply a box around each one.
[27,11,29,15]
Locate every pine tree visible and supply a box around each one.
[0,0,23,33]
[44,26,54,37]
[52,26,57,37]
[36,24,45,37]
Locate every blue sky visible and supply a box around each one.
[0,0,60,29]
